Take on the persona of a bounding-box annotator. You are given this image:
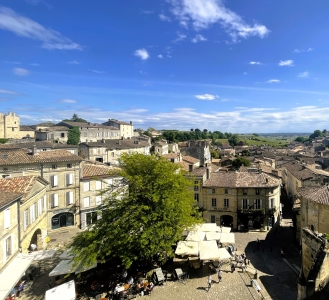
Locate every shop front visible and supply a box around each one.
[237,208,265,230]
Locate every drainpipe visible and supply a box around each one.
[17,198,21,252]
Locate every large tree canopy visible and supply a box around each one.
[67,126,80,145]
[232,156,251,169]
[70,153,201,269]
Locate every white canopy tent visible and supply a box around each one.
[216,226,231,233]
[193,223,218,232]
[59,248,74,260]
[186,231,206,242]
[45,280,76,300]
[218,248,232,260]
[34,250,56,261]
[49,260,97,277]
[219,232,235,244]
[0,253,34,300]
[199,241,221,260]
[175,241,199,256]
[205,232,221,241]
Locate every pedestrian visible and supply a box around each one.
[231,262,235,273]
[207,274,212,291]
[218,270,222,283]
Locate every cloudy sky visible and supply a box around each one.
[0,0,328,133]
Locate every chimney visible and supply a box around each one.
[206,167,210,179]
[130,121,132,125]
[32,144,37,155]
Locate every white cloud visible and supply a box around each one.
[59,98,77,103]
[195,93,219,100]
[158,54,163,58]
[68,60,80,64]
[243,72,247,75]
[249,61,262,65]
[266,79,280,83]
[13,67,29,76]
[142,10,154,14]
[172,31,187,43]
[0,89,18,95]
[159,14,171,21]
[168,0,270,41]
[29,63,39,66]
[4,60,21,64]
[298,71,309,78]
[88,69,106,74]
[134,48,150,60]
[293,48,314,53]
[191,34,207,43]
[0,6,82,50]
[279,60,294,67]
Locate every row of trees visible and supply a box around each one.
[295,129,328,143]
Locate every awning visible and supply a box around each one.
[49,260,97,277]
[193,223,218,232]
[216,226,231,233]
[219,232,235,244]
[186,231,205,242]
[199,241,220,260]
[34,250,56,261]
[0,253,34,299]
[45,280,76,300]
[218,248,231,260]
[175,241,199,256]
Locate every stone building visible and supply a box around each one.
[102,119,134,139]
[0,176,48,253]
[56,121,120,143]
[180,140,211,166]
[153,140,169,155]
[0,112,21,139]
[79,137,150,164]
[201,170,281,230]
[0,148,83,231]
[0,191,21,271]
[35,126,69,143]
[298,228,329,299]
[80,163,122,230]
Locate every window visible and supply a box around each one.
[96,196,102,206]
[84,181,90,191]
[211,198,217,207]
[211,215,216,223]
[43,195,47,212]
[93,148,97,154]
[95,181,102,190]
[84,197,90,208]
[224,199,229,208]
[254,199,262,209]
[243,189,248,195]
[224,188,231,194]
[270,198,275,208]
[66,191,74,205]
[194,193,199,202]
[51,194,59,208]
[194,181,199,191]
[4,208,10,229]
[24,209,29,230]
[30,205,36,223]
[51,175,58,187]
[242,199,249,209]
[86,212,98,226]
[107,178,113,186]
[37,199,42,217]
[255,189,260,195]
[61,133,65,138]
[67,164,72,168]
[51,165,57,169]
[111,152,114,157]
[5,236,12,259]
[66,173,73,185]
[212,189,216,194]
[2,174,10,178]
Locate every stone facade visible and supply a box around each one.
[153,140,169,155]
[35,126,69,143]
[180,140,211,166]
[102,119,134,139]
[0,193,21,271]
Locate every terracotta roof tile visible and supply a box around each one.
[182,156,200,164]
[82,163,119,178]
[0,191,22,208]
[298,186,329,206]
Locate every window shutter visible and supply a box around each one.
[247,199,249,206]
[52,175,58,187]
[84,197,90,208]
[84,182,90,191]
[23,210,27,230]
[260,199,262,208]
[52,194,59,207]
[30,205,35,223]
[38,199,42,216]
[96,196,102,206]
[107,179,113,186]
[67,192,73,205]
[241,199,243,208]
[67,173,73,185]
[96,181,102,190]
[4,209,10,229]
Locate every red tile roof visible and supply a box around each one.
[82,163,119,179]
[0,191,22,208]
[298,186,329,206]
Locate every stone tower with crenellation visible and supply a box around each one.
[0,112,21,139]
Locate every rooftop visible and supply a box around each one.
[82,163,119,179]
[298,185,329,206]
[0,191,22,208]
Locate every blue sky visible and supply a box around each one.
[0,0,329,133]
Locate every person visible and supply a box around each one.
[218,270,222,283]
[231,262,235,273]
[127,276,134,285]
[30,244,37,251]
[207,275,212,291]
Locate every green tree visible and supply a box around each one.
[63,113,88,123]
[228,134,239,147]
[0,138,8,144]
[70,153,201,269]
[295,136,308,143]
[232,156,251,169]
[309,130,323,139]
[210,149,219,159]
[67,126,80,145]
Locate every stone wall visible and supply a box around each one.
[0,112,21,139]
